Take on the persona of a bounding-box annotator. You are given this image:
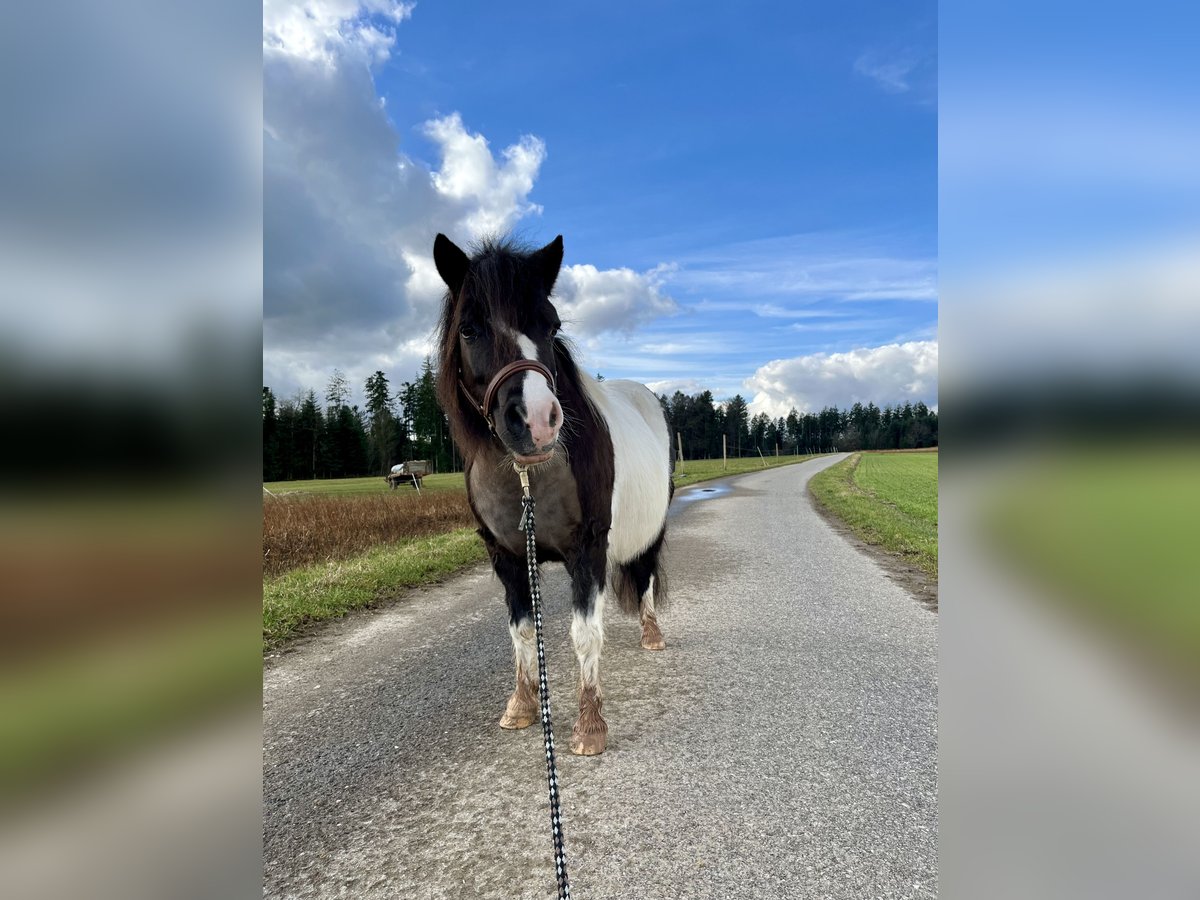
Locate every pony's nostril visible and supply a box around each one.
[505,402,527,434]
[549,407,558,428]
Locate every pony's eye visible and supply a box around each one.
[460,324,478,341]
[549,324,560,337]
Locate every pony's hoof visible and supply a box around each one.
[569,729,607,756]
[499,710,535,730]
[640,618,666,651]
[499,686,537,730]
[570,686,607,754]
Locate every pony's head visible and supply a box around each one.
[434,234,567,465]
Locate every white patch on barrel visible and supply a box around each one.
[570,590,606,687]
[579,375,672,565]
[509,618,537,680]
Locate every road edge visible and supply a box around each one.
[806,471,939,613]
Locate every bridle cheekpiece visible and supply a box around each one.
[459,359,557,436]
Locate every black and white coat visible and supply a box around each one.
[433,233,672,756]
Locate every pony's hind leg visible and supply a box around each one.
[488,541,538,730]
[567,545,608,755]
[639,577,666,651]
[626,526,667,651]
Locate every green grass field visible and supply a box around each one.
[808,451,939,578]
[264,472,466,495]
[987,447,1199,678]
[263,453,824,647]
[264,453,822,498]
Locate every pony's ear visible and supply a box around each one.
[534,235,564,294]
[433,233,470,295]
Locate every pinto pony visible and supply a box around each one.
[433,233,672,756]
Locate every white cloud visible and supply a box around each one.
[645,378,711,397]
[263,0,414,66]
[263,1,676,403]
[424,114,546,235]
[746,340,938,418]
[942,239,1200,386]
[553,263,679,336]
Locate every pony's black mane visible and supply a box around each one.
[435,237,596,463]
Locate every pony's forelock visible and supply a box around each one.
[436,236,575,463]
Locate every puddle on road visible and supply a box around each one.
[671,481,733,515]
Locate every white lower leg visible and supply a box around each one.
[569,590,605,688]
[640,575,657,624]
[500,618,538,729]
[569,589,607,754]
[509,618,537,682]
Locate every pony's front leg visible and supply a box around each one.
[489,542,538,730]
[567,547,608,755]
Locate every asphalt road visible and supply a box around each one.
[263,454,938,899]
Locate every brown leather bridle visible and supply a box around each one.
[458,359,557,436]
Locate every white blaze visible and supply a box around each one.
[514,332,561,448]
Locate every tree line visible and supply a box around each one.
[660,390,937,460]
[263,365,937,480]
[263,359,456,482]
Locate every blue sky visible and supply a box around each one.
[941,0,1200,275]
[264,1,937,415]
[939,0,1200,387]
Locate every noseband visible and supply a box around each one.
[459,359,557,435]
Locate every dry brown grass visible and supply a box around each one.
[263,492,477,576]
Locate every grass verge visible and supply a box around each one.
[809,451,938,579]
[2,610,257,798]
[986,447,1199,680]
[263,528,487,650]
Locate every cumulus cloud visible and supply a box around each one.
[645,378,711,397]
[553,263,679,336]
[263,1,675,403]
[263,0,414,66]
[942,240,1200,386]
[423,114,546,235]
[747,340,938,418]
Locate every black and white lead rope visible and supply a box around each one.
[516,464,572,900]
